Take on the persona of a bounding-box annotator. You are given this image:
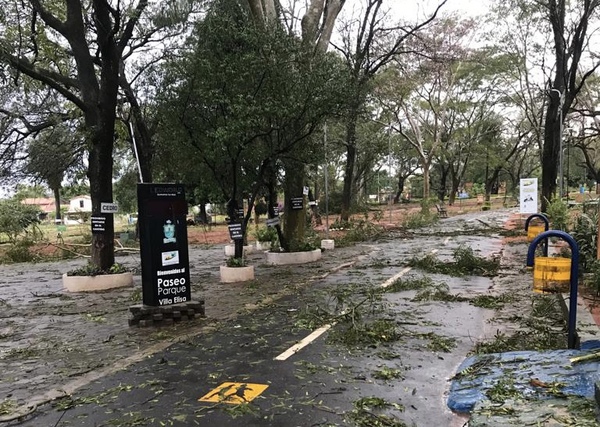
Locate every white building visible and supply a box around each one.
[68,195,92,213]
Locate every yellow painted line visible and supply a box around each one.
[199,382,269,404]
[380,266,413,289]
[274,324,334,361]
[274,246,445,361]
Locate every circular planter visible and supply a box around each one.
[265,249,322,266]
[224,244,254,257]
[62,272,133,292]
[219,265,255,283]
[320,239,335,250]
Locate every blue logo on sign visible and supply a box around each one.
[163,220,176,244]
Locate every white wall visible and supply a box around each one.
[68,196,92,212]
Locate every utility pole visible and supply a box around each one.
[324,122,329,239]
[388,126,392,223]
[550,88,564,199]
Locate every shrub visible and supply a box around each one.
[4,239,37,263]
[226,256,247,267]
[288,239,318,252]
[544,197,569,231]
[337,220,384,247]
[402,210,437,229]
[571,210,598,271]
[67,262,128,276]
[320,191,369,216]
[254,226,278,242]
[584,260,600,296]
[0,200,42,243]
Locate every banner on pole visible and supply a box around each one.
[520,178,538,214]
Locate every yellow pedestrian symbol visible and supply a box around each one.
[199,382,269,404]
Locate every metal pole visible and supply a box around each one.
[129,122,144,183]
[550,89,563,199]
[566,141,570,202]
[559,108,564,199]
[324,122,329,239]
[388,127,392,223]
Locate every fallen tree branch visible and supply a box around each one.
[570,351,600,364]
[43,242,90,258]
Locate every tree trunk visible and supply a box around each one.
[449,175,460,206]
[266,167,285,249]
[437,165,449,202]
[226,198,244,259]
[53,186,62,221]
[341,105,358,222]
[282,160,305,251]
[88,131,115,270]
[198,202,208,224]
[307,188,321,226]
[87,7,120,271]
[541,92,562,212]
[393,176,406,204]
[485,167,501,203]
[422,163,431,201]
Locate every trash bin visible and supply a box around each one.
[533,257,571,293]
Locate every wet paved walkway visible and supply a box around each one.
[1,208,599,426]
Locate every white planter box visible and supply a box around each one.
[224,244,254,257]
[62,272,133,292]
[266,249,322,265]
[219,265,255,283]
[321,239,335,250]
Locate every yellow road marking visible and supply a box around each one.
[274,247,443,361]
[199,382,269,404]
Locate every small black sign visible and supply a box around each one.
[91,215,107,233]
[228,223,244,240]
[237,208,245,219]
[291,197,304,210]
[273,207,279,216]
[266,217,280,227]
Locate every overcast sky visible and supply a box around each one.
[397,0,490,19]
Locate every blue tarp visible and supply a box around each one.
[448,341,600,413]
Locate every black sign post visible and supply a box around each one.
[228,223,244,240]
[91,215,107,233]
[266,217,280,227]
[291,197,304,210]
[137,184,191,307]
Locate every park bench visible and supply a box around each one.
[435,204,448,218]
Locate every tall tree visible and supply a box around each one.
[0,0,151,269]
[26,124,84,221]
[157,0,345,251]
[376,14,470,205]
[334,0,446,220]
[538,0,600,211]
[241,0,348,246]
[0,0,198,268]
